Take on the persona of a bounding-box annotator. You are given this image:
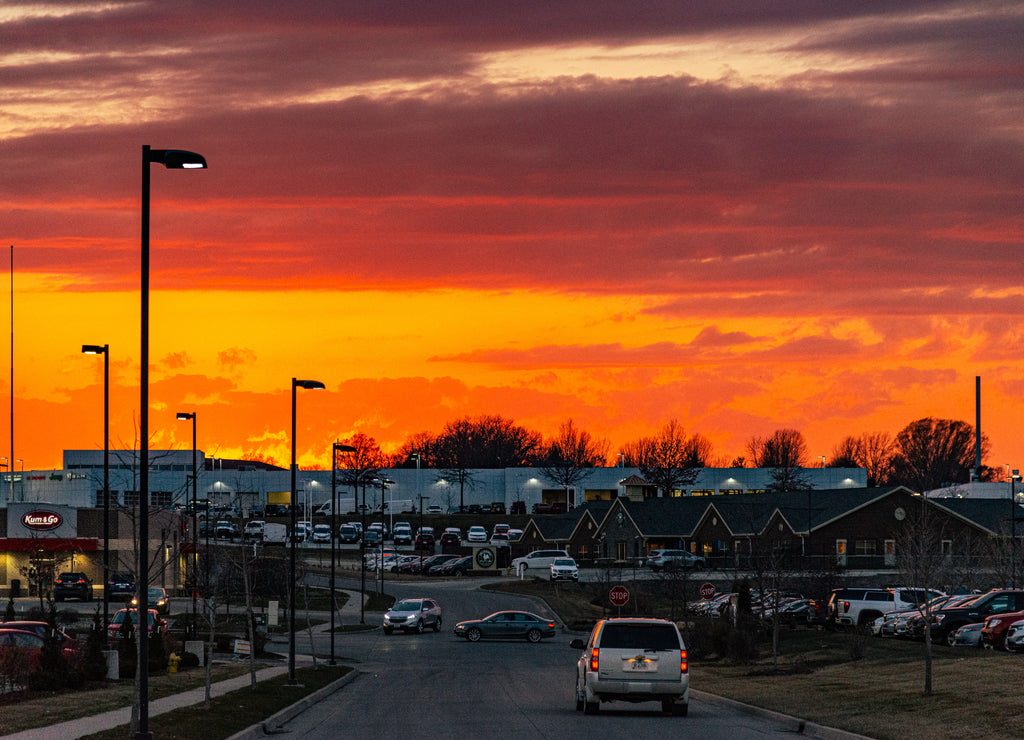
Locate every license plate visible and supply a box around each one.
[624,657,655,672]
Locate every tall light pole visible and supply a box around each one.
[140,145,206,739]
[290,378,324,685]
[330,442,356,665]
[377,477,394,596]
[176,412,198,637]
[82,344,110,630]
[1012,469,1021,588]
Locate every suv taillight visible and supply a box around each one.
[843,601,850,613]
[681,649,688,673]
[590,647,599,672]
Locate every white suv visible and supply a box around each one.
[571,618,689,716]
[511,549,570,575]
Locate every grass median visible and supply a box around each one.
[79,664,351,740]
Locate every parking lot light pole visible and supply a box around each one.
[140,145,205,740]
[359,475,367,624]
[290,378,324,685]
[82,344,109,630]
[330,442,356,665]
[176,412,198,636]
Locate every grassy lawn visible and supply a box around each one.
[79,664,350,740]
[488,579,1024,740]
[0,663,255,735]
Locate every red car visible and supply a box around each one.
[982,609,1024,650]
[0,628,79,666]
[107,608,167,641]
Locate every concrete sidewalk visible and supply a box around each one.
[1,590,370,740]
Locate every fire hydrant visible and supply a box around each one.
[168,652,180,674]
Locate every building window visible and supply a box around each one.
[124,490,140,507]
[616,541,627,560]
[941,540,953,559]
[690,489,713,497]
[152,491,173,507]
[855,540,876,556]
[884,539,895,566]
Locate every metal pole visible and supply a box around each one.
[191,416,197,637]
[289,379,298,685]
[138,144,152,739]
[102,346,109,631]
[360,477,366,624]
[330,444,337,665]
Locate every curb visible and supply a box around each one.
[226,669,360,740]
[691,690,875,740]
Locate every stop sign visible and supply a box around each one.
[609,585,630,607]
[700,582,716,600]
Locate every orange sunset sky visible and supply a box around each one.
[2,2,1023,473]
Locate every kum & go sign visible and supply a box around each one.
[22,510,62,531]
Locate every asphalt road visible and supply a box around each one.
[275,576,801,739]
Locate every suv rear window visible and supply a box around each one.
[600,624,681,650]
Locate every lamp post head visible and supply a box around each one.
[147,149,207,169]
[334,444,357,453]
[81,344,107,355]
[293,379,325,390]
[176,412,195,421]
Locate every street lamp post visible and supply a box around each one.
[176,412,198,637]
[140,145,205,739]
[359,474,368,624]
[378,477,394,596]
[290,378,324,685]
[330,442,355,665]
[82,344,110,630]
[1012,469,1021,588]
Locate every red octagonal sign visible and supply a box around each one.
[700,582,716,600]
[609,585,629,607]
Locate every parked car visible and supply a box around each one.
[107,571,136,602]
[982,608,1024,649]
[511,549,571,575]
[1003,619,1024,652]
[242,520,265,540]
[507,528,523,542]
[107,609,166,640]
[426,504,443,514]
[570,618,689,716]
[933,589,1024,646]
[432,555,472,576]
[312,523,332,544]
[0,629,78,666]
[54,572,93,602]
[130,586,170,615]
[215,520,240,539]
[490,533,510,547]
[364,529,382,546]
[0,621,74,643]
[827,587,945,629]
[419,553,460,574]
[510,501,526,515]
[550,558,579,582]
[393,526,413,546]
[466,526,488,543]
[647,549,706,572]
[951,622,985,647]
[454,611,557,643]
[383,598,442,634]
[389,555,421,573]
[532,503,552,514]
[493,523,511,537]
[415,529,436,551]
[338,524,361,544]
[440,528,462,548]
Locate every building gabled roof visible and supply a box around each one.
[925,497,1018,536]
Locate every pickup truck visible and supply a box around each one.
[827,587,943,628]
